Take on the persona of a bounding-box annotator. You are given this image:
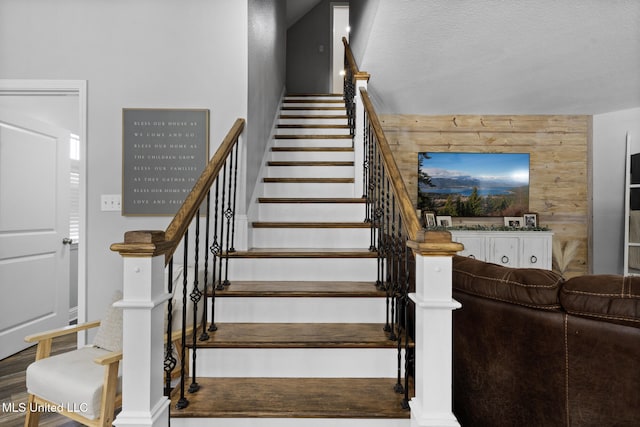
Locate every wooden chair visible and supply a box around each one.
[23,320,122,427]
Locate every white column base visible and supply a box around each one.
[114,397,170,427]
[410,399,460,427]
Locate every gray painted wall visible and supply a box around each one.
[247,0,288,209]
[286,0,333,94]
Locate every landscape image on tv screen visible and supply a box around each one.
[418,152,529,217]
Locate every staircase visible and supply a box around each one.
[169,94,413,426]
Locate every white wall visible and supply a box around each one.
[0,0,248,324]
[592,107,640,274]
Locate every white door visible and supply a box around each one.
[0,110,70,359]
[331,4,350,93]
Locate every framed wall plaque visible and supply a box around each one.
[122,108,209,215]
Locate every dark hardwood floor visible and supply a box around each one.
[0,333,84,427]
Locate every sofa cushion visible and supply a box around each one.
[560,275,640,328]
[452,255,563,309]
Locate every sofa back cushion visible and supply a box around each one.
[560,274,640,328]
[452,255,563,309]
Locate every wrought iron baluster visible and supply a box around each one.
[188,213,202,394]
[164,259,176,397]
[216,160,228,291]
[176,232,189,410]
[402,240,412,409]
[375,148,385,291]
[388,194,398,341]
[200,192,211,341]
[222,154,234,287]
[228,142,239,253]
[209,180,220,331]
[394,214,405,393]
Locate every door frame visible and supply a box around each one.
[330,2,350,93]
[0,79,88,330]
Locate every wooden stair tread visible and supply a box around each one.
[280,114,348,119]
[170,377,411,419]
[263,177,354,183]
[267,161,354,166]
[215,280,384,297]
[286,93,343,97]
[283,99,345,104]
[252,221,370,228]
[272,146,353,152]
[195,323,404,348]
[258,197,366,203]
[274,134,352,139]
[224,248,377,258]
[281,106,346,111]
[277,124,350,129]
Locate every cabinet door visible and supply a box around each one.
[521,235,551,269]
[455,236,485,261]
[488,237,519,267]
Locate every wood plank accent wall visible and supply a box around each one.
[380,114,591,278]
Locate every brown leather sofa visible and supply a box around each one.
[451,255,640,427]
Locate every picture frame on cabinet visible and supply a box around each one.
[504,216,523,228]
[437,215,452,227]
[422,211,437,227]
[523,213,537,228]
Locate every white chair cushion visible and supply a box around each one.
[26,346,122,420]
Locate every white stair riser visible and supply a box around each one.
[279,117,347,125]
[172,417,411,427]
[274,138,352,148]
[276,128,349,135]
[214,297,385,323]
[227,258,378,281]
[263,182,354,198]
[266,165,354,178]
[258,203,365,222]
[252,227,370,248]
[196,348,404,378]
[281,109,346,116]
[283,102,345,108]
[271,150,353,162]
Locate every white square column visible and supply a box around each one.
[112,231,171,427]
[407,233,463,427]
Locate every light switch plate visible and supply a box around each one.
[101,194,121,211]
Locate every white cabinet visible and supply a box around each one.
[450,230,553,270]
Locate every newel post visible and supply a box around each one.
[111,231,172,427]
[352,72,370,197]
[407,231,463,427]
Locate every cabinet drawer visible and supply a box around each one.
[488,237,519,267]
[521,236,551,268]
[454,236,485,260]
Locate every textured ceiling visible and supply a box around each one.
[358,0,640,115]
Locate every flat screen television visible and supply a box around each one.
[418,152,530,217]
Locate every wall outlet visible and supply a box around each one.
[101,194,121,211]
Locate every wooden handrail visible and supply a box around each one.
[111,118,246,262]
[342,37,370,82]
[359,89,424,243]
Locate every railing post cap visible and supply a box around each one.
[407,230,464,256]
[110,230,172,258]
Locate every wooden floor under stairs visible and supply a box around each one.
[170,377,411,419]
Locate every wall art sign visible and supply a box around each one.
[122,108,209,215]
